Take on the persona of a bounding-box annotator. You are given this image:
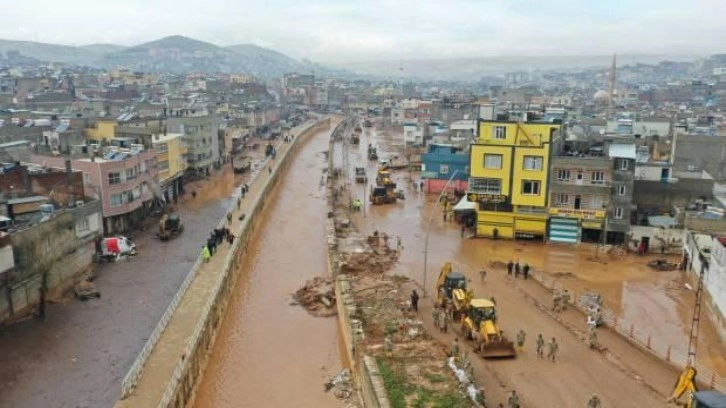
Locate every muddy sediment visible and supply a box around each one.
[192,126,343,408]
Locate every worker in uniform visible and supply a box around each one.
[201,245,211,263]
[514,262,520,278]
[589,326,598,349]
[516,329,526,352]
[588,393,602,408]
[548,337,559,362]
[450,338,460,360]
[553,291,561,312]
[523,263,530,280]
[397,236,403,252]
[536,333,545,358]
[561,290,570,310]
[384,335,393,357]
[507,390,520,408]
[438,308,448,333]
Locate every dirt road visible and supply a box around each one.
[193,126,343,407]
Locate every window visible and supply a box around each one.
[618,185,626,195]
[110,193,124,207]
[523,156,543,171]
[125,167,137,180]
[619,159,629,170]
[591,195,604,208]
[493,126,507,140]
[484,154,502,169]
[439,164,449,174]
[522,180,541,195]
[83,173,91,184]
[470,178,501,194]
[159,161,170,171]
[556,194,568,205]
[108,172,121,185]
[77,218,90,232]
[557,169,570,181]
[157,143,168,153]
[615,207,624,219]
[591,171,604,184]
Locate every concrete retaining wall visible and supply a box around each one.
[151,118,331,407]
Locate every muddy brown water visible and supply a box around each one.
[350,125,726,376]
[193,128,343,408]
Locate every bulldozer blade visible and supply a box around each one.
[480,344,517,359]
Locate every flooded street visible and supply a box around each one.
[194,127,342,408]
[347,124,725,377]
[0,147,270,408]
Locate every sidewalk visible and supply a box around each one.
[116,121,317,407]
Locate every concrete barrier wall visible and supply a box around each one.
[147,118,331,407]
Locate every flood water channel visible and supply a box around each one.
[193,127,342,408]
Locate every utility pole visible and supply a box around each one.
[423,169,460,297]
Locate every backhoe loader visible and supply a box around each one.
[435,262,467,308]
[460,298,517,358]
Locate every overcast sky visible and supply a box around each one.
[1,0,724,63]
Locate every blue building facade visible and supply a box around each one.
[420,144,469,193]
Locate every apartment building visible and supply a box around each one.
[151,132,187,201]
[467,119,561,239]
[30,145,159,233]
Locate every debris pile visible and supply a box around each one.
[339,251,398,276]
[324,368,354,401]
[293,277,337,317]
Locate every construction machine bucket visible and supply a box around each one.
[481,341,517,359]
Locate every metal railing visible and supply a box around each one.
[120,118,323,401]
[529,270,726,393]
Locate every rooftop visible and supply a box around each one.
[608,144,637,160]
[151,132,185,144]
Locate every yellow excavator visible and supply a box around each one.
[435,262,467,308]
[460,298,517,358]
[157,213,184,241]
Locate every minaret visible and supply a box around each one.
[608,54,617,116]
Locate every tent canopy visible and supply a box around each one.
[453,196,477,212]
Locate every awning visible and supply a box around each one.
[453,196,477,212]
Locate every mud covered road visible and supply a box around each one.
[0,150,270,408]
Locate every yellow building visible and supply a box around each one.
[151,133,188,198]
[85,120,117,141]
[467,120,561,239]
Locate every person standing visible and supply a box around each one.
[410,290,419,312]
[206,235,217,256]
[514,261,520,278]
[479,269,487,283]
[588,393,602,408]
[548,337,559,362]
[201,245,211,263]
[516,329,526,352]
[536,334,545,358]
[507,390,520,408]
[507,260,514,277]
[451,338,460,360]
[523,263,530,280]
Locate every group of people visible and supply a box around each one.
[201,227,235,262]
[506,260,531,280]
[350,198,362,212]
[552,288,571,313]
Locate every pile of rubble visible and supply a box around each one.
[292,276,336,317]
[338,249,399,276]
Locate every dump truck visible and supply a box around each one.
[460,298,517,358]
[355,167,367,183]
[158,213,184,241]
